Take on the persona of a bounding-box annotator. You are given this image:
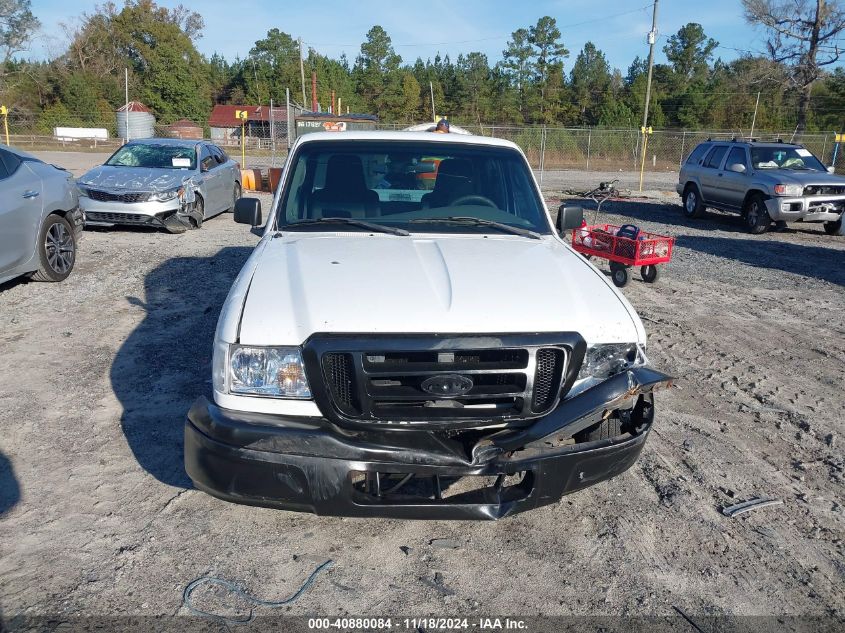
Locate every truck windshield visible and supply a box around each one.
[750,146,827,171]
[276,140,551,235]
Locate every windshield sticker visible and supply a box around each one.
[796,148,812,157]
[172,157,192,167]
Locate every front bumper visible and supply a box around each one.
[79,197,183,228]
[185,367,672,519]
[764,196,845,222]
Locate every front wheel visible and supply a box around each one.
[610,262,630,288]
[32,214,76,282]
[641,264,661,283]
[823,218,845,236]
[744,194,771,234]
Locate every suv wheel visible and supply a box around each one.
[823,218,845,236]
[744,194,771,234]
[682,185,704,218]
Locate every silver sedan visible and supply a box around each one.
[0,144,82,285]
[78,138,241,234]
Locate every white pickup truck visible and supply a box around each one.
[184,131,671,520]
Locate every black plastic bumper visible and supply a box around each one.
[185,367,671,520]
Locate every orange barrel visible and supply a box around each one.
[269,168,283,192]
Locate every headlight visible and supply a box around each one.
[773,184,802,196]
[77,185,89,197]
[226,345,311,398]
[149,187,184,202]
[577,343,646,381]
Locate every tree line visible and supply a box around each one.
[1,0,843,135]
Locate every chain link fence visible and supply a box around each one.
[3,106,844,192]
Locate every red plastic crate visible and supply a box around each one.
[572,224,674,266]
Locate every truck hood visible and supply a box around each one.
[234,233,643,346]
[78,165,191,191]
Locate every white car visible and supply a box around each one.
[185,131,671,519]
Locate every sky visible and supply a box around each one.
[27,0,778,72]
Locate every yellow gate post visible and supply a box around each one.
[638,125,653,192]
[235,110,248,167]
[0,106,9,145]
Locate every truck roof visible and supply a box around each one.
[295,130,521,151]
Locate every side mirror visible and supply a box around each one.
[728,163,746,174]
[234,197,262,226]
[556,204,584,232]
[827,166,836,174]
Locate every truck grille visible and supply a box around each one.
[803,185,845,196]
[307,335,574,427]
[87,189,150,203]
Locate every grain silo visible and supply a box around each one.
[116,101,155,140]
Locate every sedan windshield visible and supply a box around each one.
[751,146,827,171]
[276,140,551,235]
[105,144,196,170]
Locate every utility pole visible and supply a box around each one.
[639,0,659,191]
[749,91,761,138]
[124,68,130,143]
[299,37,307,108]
[429,81,436,123]
[641,0,659,132]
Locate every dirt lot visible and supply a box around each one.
[0,151,843,630]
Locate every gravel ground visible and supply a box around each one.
[0,152,843,630]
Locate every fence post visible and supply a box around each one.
[539,125,547,186]
[821,133,828,164]
[586,127,592,170]
[679,130,686,168]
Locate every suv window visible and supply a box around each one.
[685,143,710,165]
[704,146,728,169]
[725,147,747,170]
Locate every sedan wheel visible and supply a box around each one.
[32,214,76,282]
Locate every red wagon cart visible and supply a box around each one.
[572,223,675,288]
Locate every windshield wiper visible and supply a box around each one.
[409,216,542,239]
[284,217,409,236]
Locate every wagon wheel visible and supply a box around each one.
[609,261,630,288]
[641,265,661,283]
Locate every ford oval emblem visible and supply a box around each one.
[420,374,474,397]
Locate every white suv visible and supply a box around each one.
[184,131,671,520]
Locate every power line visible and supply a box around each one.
[302,4,652,49]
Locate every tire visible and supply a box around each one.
[641,264,661,283]
[682,185,704,218]
[31,214,76,282]
[574,417,624,443]
[229,182,241,212]
[191,196,204,229]
[823,218,845,236]
[743,194,771,234]
[610,262,629,288]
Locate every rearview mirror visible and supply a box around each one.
[234,197,262,226]
[827,166,836,174]
[556,204,584,232]
[728,163,746,174]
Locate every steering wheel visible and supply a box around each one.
[450,194,497,208]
